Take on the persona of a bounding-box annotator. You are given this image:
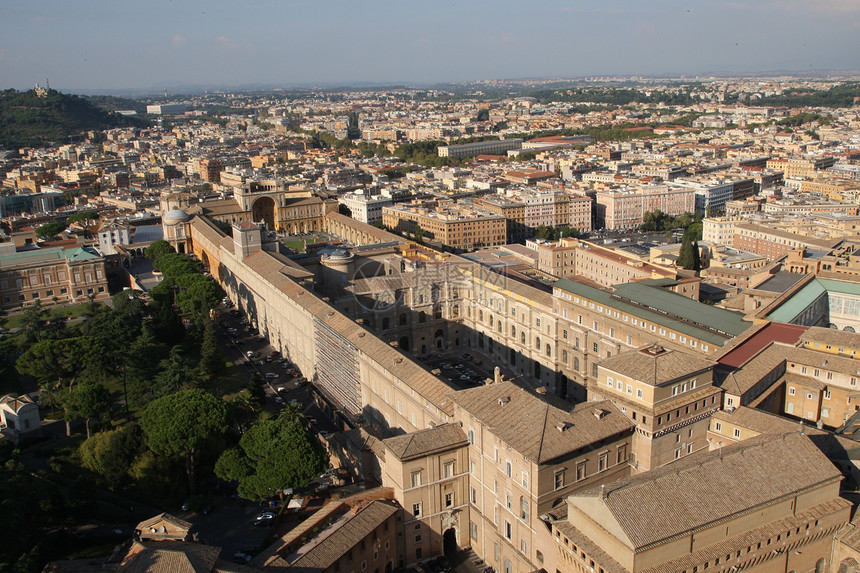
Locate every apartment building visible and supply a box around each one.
[702,217,739,246]
[590,344,721,471]
[382,204,507,250]
[534,238,677,286]
[766,156,836,179]
[595,185,695,230]
[551,278,747,401]
[546,432,850,573]
[438,140,523,159]
[732,223,842,260]
[339,191,393,225]
[380,424,471,564]
[451,382,634,573]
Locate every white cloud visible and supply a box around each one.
[215,35,253,53]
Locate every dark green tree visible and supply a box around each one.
[155,346,200,394]
[144,240,175,260]
[126,327,170,405]
[338,203,352,217]
[677,236,695,270]
[199,320,225,380]
[79,424,144,487]
[17,337,89,435]
[476,109,490,122]
[140,389,229,494]
[214,414,326,500]
[71,381,112,438]
[175,274,224,317]
[66,210,99,226]
[691,241,702,272]
[346,111,361,140]
[35,221,67,239]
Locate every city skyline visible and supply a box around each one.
[3,0,860,94]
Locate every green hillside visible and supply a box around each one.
[0,88,149,150]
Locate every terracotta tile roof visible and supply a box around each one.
[0,393,35,413]
[552,519,628,573]
[801,326,860,351]
[718,343,788,396]
[451,381,634,464]
[135,513,192,532]
[117,541,219,573]
[783,342,860,376]
[382,423,468,461]
[599,345,716,387]
[639,497,851,573]
[569,432,842,550]
[287,500,399,572]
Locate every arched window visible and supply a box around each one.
[546,343,552,357]
[511,325,516,337]
[419,311,426,323]
[521,332,526,344]
[479,310,484,322]
[535,336,541,349]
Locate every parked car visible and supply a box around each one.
[265,372,279,379]
[255,511,276,525]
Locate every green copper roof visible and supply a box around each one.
[611,281,751,337]
[765,278,860,324]
[554,278,749,346]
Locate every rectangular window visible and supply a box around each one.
[412,503,421,517]
[445,493,454,508]
[555,470,565,489]
[715,422,722,432]
[598,453,608,472]
[471,522,478,541]
[788,387,796,396]
[504,521,512,540]
[470,487,476,504]
[520,539,528,555]
[733,428,741,438]
[636,388,643,398]
[411,471,422,487]
[443,461,455,478]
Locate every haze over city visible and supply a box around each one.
[3,0,860,93]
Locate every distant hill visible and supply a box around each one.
[81,94,149,115]
[0,88,149,150]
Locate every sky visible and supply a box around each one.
[2,0,860,94]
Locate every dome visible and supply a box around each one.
[163,208,190,224]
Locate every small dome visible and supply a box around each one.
[326,247,352,260]
[163,208,190,224]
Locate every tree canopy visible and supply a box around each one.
[144,240,175,260]
[215,414,326,500]
[36,221,66,239]
[140,389,229,493]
